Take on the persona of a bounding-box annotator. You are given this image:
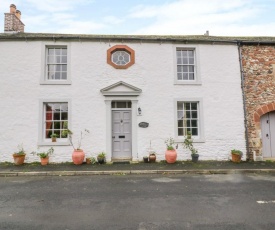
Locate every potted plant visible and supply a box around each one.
[231,149,243,163]
[149,152,156,163]
[183,131,199,162]
[86,157,96,164]
[62,128,90,165]
[32,147,54,165]
[50,133,58,142]
[13,144,26,165]
[97,152,106,164]
[165,137,177,163]
[143,156,149,163]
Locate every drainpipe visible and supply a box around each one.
[237,42,250,161]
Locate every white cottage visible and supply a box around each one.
[0,5,246,163]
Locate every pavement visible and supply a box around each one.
[1,160,275,177]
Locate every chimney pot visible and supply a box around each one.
[10,4,16,14]
[15,10,21,20]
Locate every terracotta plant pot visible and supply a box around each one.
[40,157,49,165]
[51,137,56,142]
[165,150,177,163]
[72,149,85,165]
[231,153,241,163]
[149,154,156,163]
[13,154,26,165]
[86,158,91,164]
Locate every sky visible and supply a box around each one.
[0,0,275,36]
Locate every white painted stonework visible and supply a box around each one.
[0,38,246,163]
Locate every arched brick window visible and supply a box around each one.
[107,45,135,69]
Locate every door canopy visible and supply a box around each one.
[100,81,142,96]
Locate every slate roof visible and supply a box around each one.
[1,32,275,44]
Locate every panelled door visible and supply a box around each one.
[112,110,132,159]
[261,112,275,158]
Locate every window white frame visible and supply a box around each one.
[38,99,71,146]
[40,43,71,85]
[174,98,205,143]
[173,45,201,85]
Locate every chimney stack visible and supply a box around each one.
[4,4,25,33]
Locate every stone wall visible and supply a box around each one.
[241,45,275,159]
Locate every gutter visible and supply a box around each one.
[237,41,250,161]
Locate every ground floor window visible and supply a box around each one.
[177,101,199,137]
[44,102,68,139]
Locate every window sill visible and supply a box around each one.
[38,141,71,146]
[174,81,202,85]
[175,138,205,143]
[40,80,72,85]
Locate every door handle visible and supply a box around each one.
[266,134,269,137]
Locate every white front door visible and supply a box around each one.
[112,110,132,159]
[261,112,275,158]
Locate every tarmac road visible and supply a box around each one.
[0,174,275,230]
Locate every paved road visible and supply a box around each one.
[0,174,275,230]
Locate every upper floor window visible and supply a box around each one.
[174,47,201,85]
[107,45,135,69]
[177,49,195,81]
[47,47,67,80]
[41,44,71,85]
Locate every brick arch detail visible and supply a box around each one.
[254,102,275,124]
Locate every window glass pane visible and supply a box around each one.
[189,66,194,72]
[46,130,52,139]
[56,65,61,71]
[111,102,115,108]
[184,103,190,110]
[48,56,55,63]
[61,49,67,55]
[182,51,188,56]
[127,102,132,108]
[183,66,188,72]
[117,102,127,108]
[191,103,197,110]
[177,66,182,72]
[177,111,183,119]
[61,112,68,120]
[192,128,198,136]
[178,128,183,136]
[53,113,60,120]
[62,56,67,63]
[54,122,61,129]
[176,50,181,57]
[188,50,194,57]
[189,73,194,80]
[55,72,61,80]
[191,111,197,118]
[187,120,191,127]
[55,49,61,55]
[177,102,183,110]
[60,104,68,112]
[191,120,197,127]
[183,73,188,80]
[177,73,182,80]
[177,58,182,64]
[178,120,183,127]
[189,58,194,64]
[182,58,188,64]
[62,65,67,71]
[186,111,191,118]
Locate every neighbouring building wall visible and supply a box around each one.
[0,40,246,163]
[241,45,275,160]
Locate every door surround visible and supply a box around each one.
[100,81,142,162]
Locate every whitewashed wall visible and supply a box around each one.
[0,40,246,163]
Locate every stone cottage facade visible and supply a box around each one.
[241,42,275,160]
[0,5,247,163]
